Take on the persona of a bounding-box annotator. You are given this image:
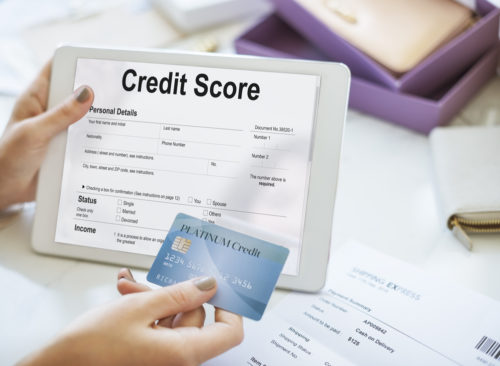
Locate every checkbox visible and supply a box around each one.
[203,210,208,216]
[206,199,212,205]
[117,199,123,205]
[116,215,121,222]
[188,196,193,203]
[116,208,122,213]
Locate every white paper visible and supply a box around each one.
[207,242,500,365]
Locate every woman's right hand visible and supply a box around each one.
[116,268,211,329]
[19,271,243,366]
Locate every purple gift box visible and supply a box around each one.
[235,14,499,134]
[271,0,499,96]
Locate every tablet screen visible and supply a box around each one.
[55,58,319,275]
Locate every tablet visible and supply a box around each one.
[32,45,349,291]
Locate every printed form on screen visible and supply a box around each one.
[55,58,320,275]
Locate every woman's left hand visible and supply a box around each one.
[0,62,94,210]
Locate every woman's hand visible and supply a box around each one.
[0,62,94,210]
[19,274,243,366]
[117,268,211,329]
[6,63,244,365]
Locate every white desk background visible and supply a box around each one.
[1,2,500,364]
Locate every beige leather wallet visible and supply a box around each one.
[295,0,474,74]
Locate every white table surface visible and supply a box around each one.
[1,4,500,365]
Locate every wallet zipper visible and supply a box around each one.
[449,213,500,250]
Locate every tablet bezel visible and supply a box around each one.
[32,45,349,292]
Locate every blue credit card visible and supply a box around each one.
[147,213,289,320]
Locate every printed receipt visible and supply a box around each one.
[206,242,500,366]
[55,58,319,275]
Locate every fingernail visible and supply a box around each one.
[75,86,90,103]
[118,268,135,281]
[193,276,216,291]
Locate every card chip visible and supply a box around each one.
[171,236,192,254]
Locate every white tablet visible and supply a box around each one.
[32,45,349,292]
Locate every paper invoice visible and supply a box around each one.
[54,58,319,275]
[207,242,500,366]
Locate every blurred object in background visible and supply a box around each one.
[460,77,500,125]
[271,0,498,96]
[235,14,499,134]
[296,0,475,75]
[0,0,131,34]
[456,0,478,7]
[0,36,38,96]
[0,0,179,97]
[21,0,179,64]
[151,0,272,33]
[479,0,500,6]
[236,0,500,133]
[430,126,500,250]
[195,37,219,52]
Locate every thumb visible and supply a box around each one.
[140,276,217,321]
[32,85,94,141]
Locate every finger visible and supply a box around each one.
[24,61,52,105]
[29,61,52,107]
[38,60,52,84]
[115,268,177,328]
[174,308,244,363]
[9,61,53,124]
[117,268,152,295]
[214,307,243,327]
[157,315,174,328]
[28,85,94,142]
[172,306,206,328]
[118,268,135,281]
[139,276,217,321]
[117,278,151,295]
[115,268,175,327]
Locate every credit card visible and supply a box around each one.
[147,213,289,320]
